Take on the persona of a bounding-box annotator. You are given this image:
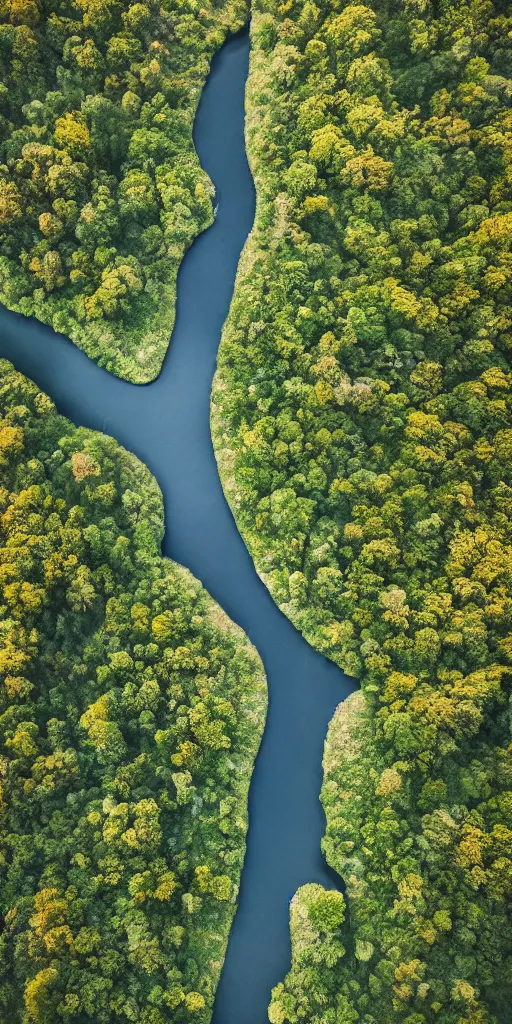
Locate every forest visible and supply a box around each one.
[0,360,266,1023]
[1,0,512,1018]
[0,0,248,382]
[211,0,512,1020]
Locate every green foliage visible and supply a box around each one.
[211,0,512,1020]
[0,0,248,382]
[0,359,266,1022]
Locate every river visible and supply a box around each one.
[0,29,355,1024]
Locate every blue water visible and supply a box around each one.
[0,30,355,1023]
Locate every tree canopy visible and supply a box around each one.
[0,359,266,1023]
[211,0,512,1020]
[0,0,248,381]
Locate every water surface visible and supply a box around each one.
[0,30,355,1023]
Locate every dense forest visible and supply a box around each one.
[0,0,248,382]
[0,360,266,1023]
[211,0,512,1021]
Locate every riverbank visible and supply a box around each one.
[0,32,355,1024]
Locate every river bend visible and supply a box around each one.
[0,30,355,1024]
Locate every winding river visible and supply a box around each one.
[0,30,355,1024]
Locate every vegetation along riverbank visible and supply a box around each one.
[0,361,266,1023]
[0,0,249,382]
[211,1,512,1021]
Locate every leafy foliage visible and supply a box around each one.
[0,360,266,1023]
[211,0,512,1020]
[0,0,248,382]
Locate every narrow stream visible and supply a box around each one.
[0,30,355,1023]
